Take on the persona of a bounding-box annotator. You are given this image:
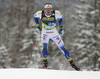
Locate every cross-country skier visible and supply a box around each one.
[34,2,81,71]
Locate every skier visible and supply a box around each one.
[34,2,81,71]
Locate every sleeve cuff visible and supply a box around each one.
[59,26,63,28]
[36,24,39,26]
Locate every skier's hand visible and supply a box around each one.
[59,28,64,36]
[37,26,41,33]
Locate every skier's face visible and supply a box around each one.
[45,8,52,15]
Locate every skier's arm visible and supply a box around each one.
[55,10,63,27]
[34,11,42,32]
[55,10,64,36]
[34,10,42,26]
[58,18,63,27]
[34,17,39,26]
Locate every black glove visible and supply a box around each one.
[59,26,64,36]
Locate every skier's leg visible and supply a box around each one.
[50,28,72,60]
[41,42,48,68]
[51,29,81,70]
[51,34,72,61]
[41,43,48,58]
[51,35,81,70]
[41,29,50,68]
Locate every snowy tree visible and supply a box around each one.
[0,0,35,68]
[0,45,10,68]
[72,0,100,70]
[2,0,99,70]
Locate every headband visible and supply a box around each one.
[44,4,52,8]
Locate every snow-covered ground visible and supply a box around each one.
[0,68,100,79]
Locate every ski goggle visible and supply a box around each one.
[45,8,52,11]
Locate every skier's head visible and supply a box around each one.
[44,2,52,15]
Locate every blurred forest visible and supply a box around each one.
[0,0,100,71]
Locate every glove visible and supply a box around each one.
[59,27,64,36]
[37,26,41,33]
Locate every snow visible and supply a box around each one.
[0,68,100,79]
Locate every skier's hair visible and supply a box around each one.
[44,2,52,6]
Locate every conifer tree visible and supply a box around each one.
[72,0,100,70]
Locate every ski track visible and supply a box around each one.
[0,68,99,79]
